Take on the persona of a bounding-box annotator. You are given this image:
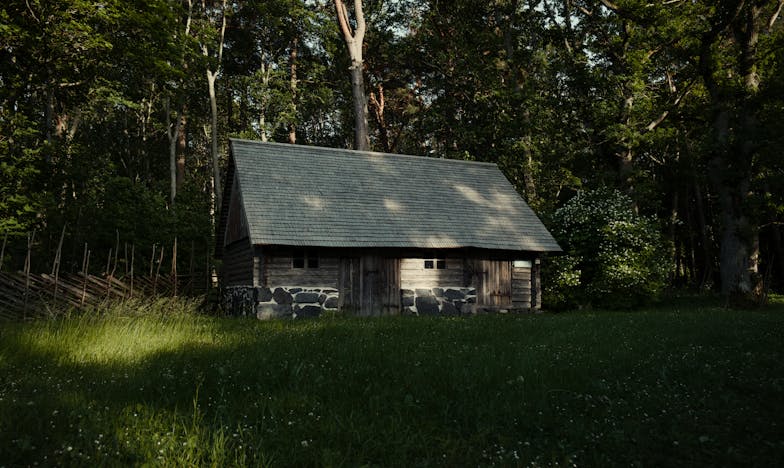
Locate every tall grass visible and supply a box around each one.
[1,298,783,466]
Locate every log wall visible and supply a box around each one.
[511,265,532,309]
[265,253,339,288]
[400,256,464,289]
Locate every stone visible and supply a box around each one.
[468,289,476,295]
[415,288,433,297]
[461,303,476,315]
[401,295,414,307]
[273,287,293,304]
[454,300,466,312]
[256,303,292,320]
[319,293,327,304]
[294,292,320,303]
[289,287,303,294]
[401,289,414,297]
[416,295,439,315]
[323,296,339,309]
[254,287,273,302]
[466,296,476,304]
[322,289,338,294]
[440,301,457,316]
[294,304,322,318]
[402,307,418,316]
[432,288,444,297]
[444,288,465,300]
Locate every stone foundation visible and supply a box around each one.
[222,286,339,319]
[224,285,531,318]
[401,287,477,316]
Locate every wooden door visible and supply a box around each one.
[477,259,512,308]
[337,257,360,314]
[339,255,401,316]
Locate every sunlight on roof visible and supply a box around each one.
[302,195,325,210]
[454,185,490,207]
[384,198,403,213]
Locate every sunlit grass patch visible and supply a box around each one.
[1,300,783,466]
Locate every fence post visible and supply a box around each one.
[171,237,177,298]
[153,246,164,296]
[189,240,195,295]
[149,244,156,277]
[81,243,90,308]
[130,244,135,299]
[0,231,7,271]
[23,230,35,318]
[52,224,66,305]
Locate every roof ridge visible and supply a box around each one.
[229,138,499,168]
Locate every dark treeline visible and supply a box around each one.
[1,0,783,303]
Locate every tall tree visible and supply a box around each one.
[697,0,783,301]
[334,0,370,150]
[198,0,229,211]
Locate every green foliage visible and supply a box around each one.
[1,304,783,465]
[545,188,670,309]
[1,0,783,292]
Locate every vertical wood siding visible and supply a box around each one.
[224,173,248,246]
[338,255,400,316]
[337,257,360,313]
[475,259,512,307]
[222,238,253,286]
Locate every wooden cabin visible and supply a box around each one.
[216,140,561,318]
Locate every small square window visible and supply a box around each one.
[423,253,446,270]
[293,250,305,269]
[294,250,319,268]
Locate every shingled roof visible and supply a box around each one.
[225,139,561,252]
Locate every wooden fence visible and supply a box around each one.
[0,230,215,320]
[0,271,210,321]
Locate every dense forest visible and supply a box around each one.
[1,0,783,306]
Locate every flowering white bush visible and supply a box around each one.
[544,188,670,309]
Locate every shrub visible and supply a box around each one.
[544,188,670,309]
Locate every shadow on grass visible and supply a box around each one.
[1,310,783,466]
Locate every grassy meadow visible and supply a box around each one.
[1,297,783,466]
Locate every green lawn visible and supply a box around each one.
[1,298,783,466]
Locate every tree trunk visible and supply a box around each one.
[289,38,298,144]
[165,98,183,206]
[350,64,370,151]
[701,1,766,304]
[693,182,713,289]
[369,85,390,152]
[207,70,222,209]
[335,0,370,151]
[201,0,226,212]
[177,113,186,192]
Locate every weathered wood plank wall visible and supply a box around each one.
[223,239,253,286]
[265,255,339,288]
[476,259,512,308]
[511,266,532,308]
[400,257,464,288]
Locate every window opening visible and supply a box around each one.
[424,253,446,269]
[307,250,319,268]
[293,250,319,269]
[293,250,305,268]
